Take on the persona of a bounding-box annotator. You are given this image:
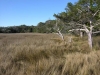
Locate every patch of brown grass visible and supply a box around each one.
[0,33,100,75]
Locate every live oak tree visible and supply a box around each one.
[54,0,100,50]
[73,0,100,50]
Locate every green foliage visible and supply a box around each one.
[53,0,100,34]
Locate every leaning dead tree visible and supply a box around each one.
[54,18,73,44]
[54,18,64,41]
[69,4,100,50]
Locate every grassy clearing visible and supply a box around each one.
[0,33,100,75]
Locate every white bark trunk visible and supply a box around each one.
[83,24,93,50]
[55,18,64,41]
[58,31,64,40]
[87,32,92,50]
[80,31,83,38]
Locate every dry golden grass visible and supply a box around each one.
[0,33,100,75]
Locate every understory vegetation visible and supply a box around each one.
[0,33,100,75]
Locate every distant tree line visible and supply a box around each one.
[0,25,35,33]
[0,20,56,33]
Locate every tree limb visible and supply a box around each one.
[77,8,82,13]
[69,29,86,32]
[93,9,100,17]
[93,31,100,34]
[83,25,89,33]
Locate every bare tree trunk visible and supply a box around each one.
[80,31,83,38]
[83,24,93,50]
[58,31,64,40]
[87,32,92,50]
[55,18,64,41]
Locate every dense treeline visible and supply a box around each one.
[0,20,56,33]
[0,25,35,33]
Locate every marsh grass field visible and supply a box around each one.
[0,33,100,75]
